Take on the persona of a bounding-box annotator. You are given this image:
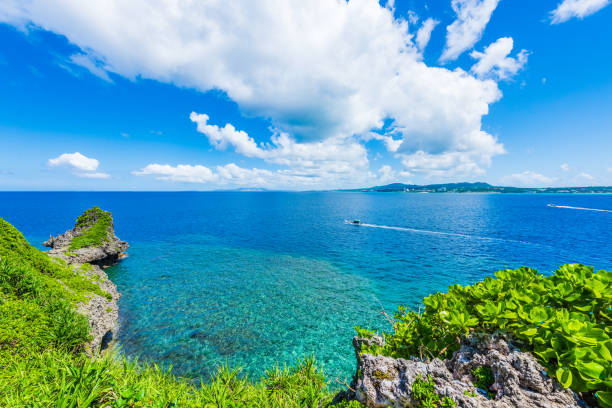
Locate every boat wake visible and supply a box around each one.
[355,222,522,244]
[548,204,612,213]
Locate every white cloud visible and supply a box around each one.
[470,37,529,81]
[572,172,594,183]
[69,53,112,82]
[608,167,612,172]
[441,0,500,62]
[133,164,218,183]
[416,18,439,52]
[501,171,555,187]
[400,150,494,178]
[561,163,569,171]
[406,10,420,25]
[48,152,99,171]
[377,165,395,183]
[550,0,610,24]
[48,152,110,179]
[191,112,369,179]
[77,172,110,179]
[0,0,506,182]
[362,132,403,152]
[190,113,262,158]
[133,162,391,190]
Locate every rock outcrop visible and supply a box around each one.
[43,207,128,267]
[348,334,585,408]
[44,207,128,354]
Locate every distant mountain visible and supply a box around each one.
[345,182,612,194]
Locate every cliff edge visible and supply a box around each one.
[43,206,128,354]
[43,206,128,267]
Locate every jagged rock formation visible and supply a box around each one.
[44,206,128,267]
[348,334,585,408]
[44,207,128,354]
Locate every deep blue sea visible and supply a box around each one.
[1,192,611,382]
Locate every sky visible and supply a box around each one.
[0,0,611,191]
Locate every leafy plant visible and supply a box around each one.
[471,366,495,399]
[69,207,113,250]
[411,374,456,408]
[358,264,612,407]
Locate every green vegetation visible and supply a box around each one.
[0,216,362,407]
[0,217,108,303]
[471,366,495,399]
[359,264,612,407]
[411,374,456,408]
[0,350,364,407]
[69,206,113,250]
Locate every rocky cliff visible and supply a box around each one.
[343,334,585,408]
[44,206,128,354]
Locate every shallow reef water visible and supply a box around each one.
[1,191,610,381]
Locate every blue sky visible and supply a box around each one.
[0,0,611,190]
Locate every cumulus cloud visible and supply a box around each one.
[416,18,439,52]
[561,163,569,171]
[0,0,508,183]
[191,112,369,177]
[470,37,529,81]
[48,152,109,179]
[400,150,496,178]
[189,113,262,158]
[133,164,217,183]
[550,0,610,24]
[377,165,396,183]
[77,172,110,179]
[362,132,403,152]
[571,172,594,185]
[133,162,390,190]
[48,152,99,171]
[441,0,501,62]
[500,171,554,187]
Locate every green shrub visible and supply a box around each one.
[0,258,91,355]
[0,217,109,302]
[471,366,495,399]
[411,374,456,408]
[359,264,612,407]
[69,206,113,250]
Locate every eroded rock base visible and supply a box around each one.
[349,335,584,408]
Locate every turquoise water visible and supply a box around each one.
[1,192,611,382]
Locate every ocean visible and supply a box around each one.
[1,191,610,382]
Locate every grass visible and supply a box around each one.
[0,216,363,407]
[0,350,362,407]
[0,217,109,303]
[69,206,113,250]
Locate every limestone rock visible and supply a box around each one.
[43,208,128,267]
[350,334,585,408]
[43,207,127,355]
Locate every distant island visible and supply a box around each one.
[345,182,612,194]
